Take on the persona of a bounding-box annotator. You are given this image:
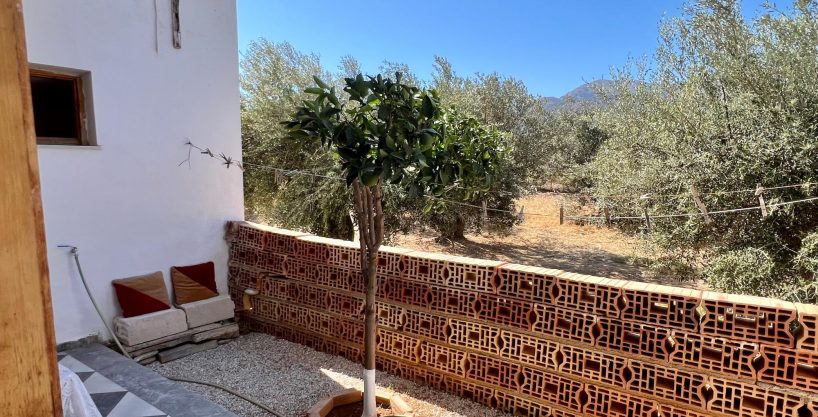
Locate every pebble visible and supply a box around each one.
[149,333,512,417]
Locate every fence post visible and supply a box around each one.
[559,203,564,225]
[755,184,768,217]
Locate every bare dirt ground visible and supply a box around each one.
[395,193,703,289]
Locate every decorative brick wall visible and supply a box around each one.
[226,221,818,417]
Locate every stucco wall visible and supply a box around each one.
[23,0,244,344]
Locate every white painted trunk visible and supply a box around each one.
[361,368,377,417]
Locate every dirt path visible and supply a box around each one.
[395,193,702,289]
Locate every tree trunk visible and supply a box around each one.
[351,180,383,417]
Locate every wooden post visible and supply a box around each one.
[481,200,488,226]
[559,203,564,225]
[0,1,62,415]
[755,184,768,217]
[604,205,611,227]
[643,208,652,234]
[689,184,712,224]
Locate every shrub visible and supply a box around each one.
[704,248,784,298]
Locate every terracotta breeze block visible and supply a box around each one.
[620,282,701,332]
[383,277,434,309]
[518,366,584,411]
[595,317,671,361]
[375,302,405,330]
[558,344,629,387]
[293,235,332,264]
[495,264,559,303]
[498,330,560,369]
[327,291,363,317]
[444,379,496,407]
[531,303,597,346]
[402,309,450,342]
[796,303,818,351]
[668,330,760,381]
[493,390,551,417]
[401,251,452,285]
[708,376,805,417]
[699,291,797,347]
[259,224,307,254]
[324,239,360,270]
[552,272,624,319]
[427,287,479,317]
[628,360,710,410]
[377,329,420,363]
[376,245,413,278]
[759,345,818,394]
[419,341,467,376]
[583,384,654,417]
[465,354,521,391]
[442,256,504,294]
[448,317,500,354]
[476,295,534,331]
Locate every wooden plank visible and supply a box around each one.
[124,322,223,354]
[0,1,62,416]
[158,340,218,363]
[191,323,239,343]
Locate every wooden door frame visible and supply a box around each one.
[0,0,62,416]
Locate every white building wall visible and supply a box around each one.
[23,0,244,344]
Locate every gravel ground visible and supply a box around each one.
[148,333,511,417]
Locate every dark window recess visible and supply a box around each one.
[30,70,84,145]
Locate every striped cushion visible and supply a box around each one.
[112,271,172,318]
[171,261,218,305]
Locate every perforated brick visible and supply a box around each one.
[376,245,413,278]
[498,330,560,369]
[252,297,280,322]
[334,316,364,345]
[377,329,420,362]
[315,264,353,291]
[628,360,709,410]
[427,287,479,317]
[583,384,653,417]
[294,235,332,264]
[419,341,467,376]
[401,251,451,285]
[797,303,818,351]
[709,376,805,417]
[259,225,307,254]
[324,240,360,270]
[559,344,629,387]
[283,258,317,282]
[402,309,450,341]
[477,295,534,330]
[553,272,624,318]
[375,302,405,330]
[326,290,362,317]
[257,252,287,274]
[759,345,818,394]
[668,330,760,381]
[493,391,551,417]
[700,291,797,347]
[447,318,500,353]
[654,404,720,417]
[620,282,701,332]
[260,277,290,300]
[444,378,497,406]
[531,303,597,346]
[441,256,504,293]
[382,277,433,308]
[518,366,584,411]
[465,353,520,391]
[596,317,670,361]
[292,282,329,310]
[495,263,559,306]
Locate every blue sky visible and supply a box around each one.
[237,1,765,98]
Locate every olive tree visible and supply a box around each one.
[284,73,501,416]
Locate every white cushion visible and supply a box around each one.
[178,294,235,328]
[113,308,187,346]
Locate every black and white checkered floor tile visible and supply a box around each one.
[58,353,169,417]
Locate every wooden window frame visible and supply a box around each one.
[30,68,89,146]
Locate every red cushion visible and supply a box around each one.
[171,261,218,304]
[112,271,171,318]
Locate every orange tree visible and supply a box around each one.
[283,73,502,416]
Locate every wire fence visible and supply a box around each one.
[182,141,818,227]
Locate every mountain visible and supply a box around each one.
[543,80,616,110]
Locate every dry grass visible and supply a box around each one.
[395,193,703,288]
